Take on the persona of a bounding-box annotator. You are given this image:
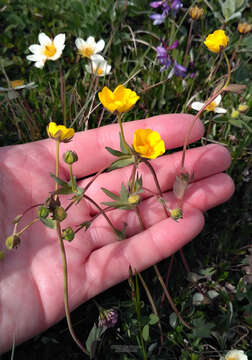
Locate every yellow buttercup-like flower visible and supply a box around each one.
[133,129,165,159]
[204,30,229,53]
[47,122,75,143]
[98,85,139,114]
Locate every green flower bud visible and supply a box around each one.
[0,250,5,260]
[63,150,78,165]
[238,104,248,113]
[53,206,67,222]
[231,109,239,118]
[38,206,50,218]
[5,235,21,250]
[62,227,75,242]
[170,208,183,222]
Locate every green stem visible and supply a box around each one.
[117,113,131,154]
[16,218,39,237]
[69,164,76,192]
[58,61,66,126]
[56,140,60,194]
[56,221,88,355]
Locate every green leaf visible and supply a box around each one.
[108,156,135,171]
[149,313,159,325]
[101,187,120,201]
[120,183,129,201]
[39,217,56,229]
[85,323,106,357]
[105,146,125,157]
[191,318,215,339]
[50,173,68,187]
[142,324,149,342]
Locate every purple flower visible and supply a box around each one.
[156,40,178,71]
[171,0,183,16]
[98,308,118,329]
[173,61,187,77]
[149,0,165,8]
[149,12,167,25]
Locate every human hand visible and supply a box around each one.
[0,114,234,353]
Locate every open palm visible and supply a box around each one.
[0,114,234,353]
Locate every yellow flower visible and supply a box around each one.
[47,122,75,143]
[238,104,248,113]
[133,129,165,159]
[204,30,229,53]
[189,6,204,20]
[10,80,25,88]
[98,85,139,113]
[237,23,252,34]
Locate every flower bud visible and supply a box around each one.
[63,150,78,165]
[170,208,183,221]
[62,227,75,241]
[237,23,252,34]
[189,6,204,20]
[0,251,5,260]
[53,206,67,222]
[231,109,239,118]
[128,194,140,205]
[38,206,50,218]
[5,235,21,250]
[238,104,248,113]
[98,308,118,329]
[45,196,60,212]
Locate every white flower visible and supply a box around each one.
[191,95,227,114]
[75,36,105,59]
[27,33,65,69]
[85,55,111,77]
[223,349,248,360]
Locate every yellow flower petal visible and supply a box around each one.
[98,85,139,114]
[204,29,229,53]
[133,129,165,159]
[47,122,75,142]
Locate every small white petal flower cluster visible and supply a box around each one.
[221,349,248,360]
[191,95,227,114]
[26,33,111,76]
[75,36,111,77]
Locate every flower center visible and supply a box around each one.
[206,101,216,111]
[80,46,94,58]
[43,43,57,57]
[96,67,103,76]
[227,357,238,360]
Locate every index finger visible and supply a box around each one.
[60,114,204,178]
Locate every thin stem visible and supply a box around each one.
[117,113,131,154]
[141,159,170,218]
[183,20,193,67]
[56,221,88,355]
[161,254,174,303]
[58,61,66,126]
[69,164,76,192]
[16,218,39,237]
[55,140,60,195]
[138,272,164,346]
[153,264,191,329]
[83,194,121,239]
[135,207,191,329]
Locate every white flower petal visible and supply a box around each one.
[214,94,222,106]
[75,37,85,49]
[34,61,45,69]
[225,350,248,360]
[38,33,52,46]
[27,53,45,62]
[54,33,65,49]
[87,36,95,45]
[28,44,42,54]
[191,101,204,111]
[90,54,105,63]
[95,39,105,53]
[215,107,227,114]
